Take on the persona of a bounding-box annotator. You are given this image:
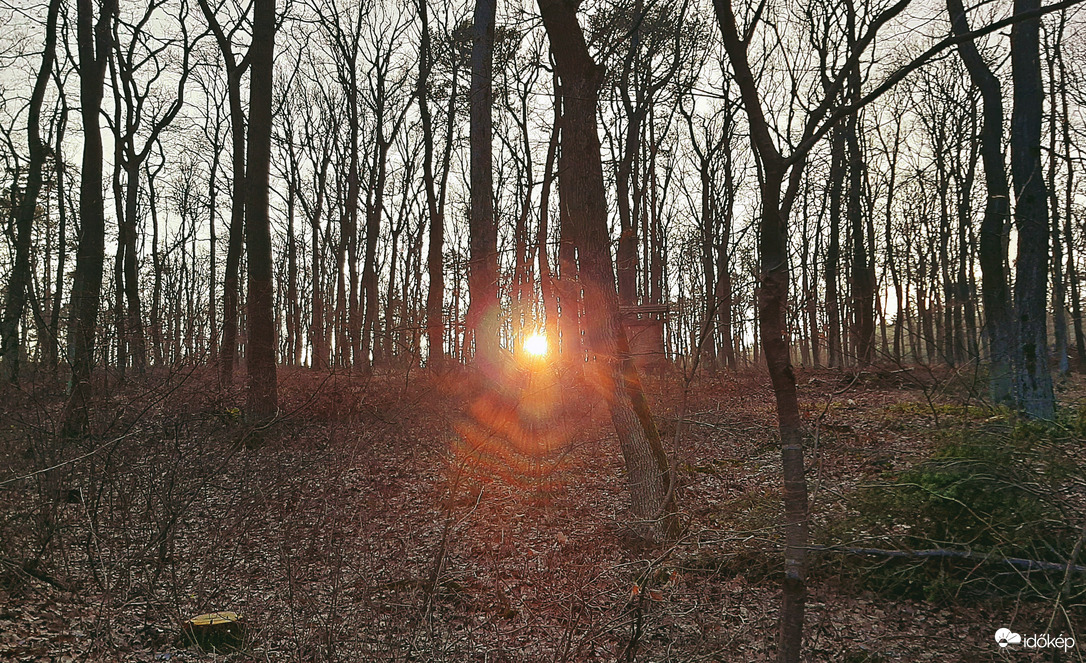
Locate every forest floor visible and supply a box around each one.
[0,361,1083,662]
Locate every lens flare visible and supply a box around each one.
[523,332,547,357]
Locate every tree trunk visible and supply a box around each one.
[149,163,164,364]
[122,163,146,371]
[825,126,844,368]
[1057,37,1085,369]
[718,118,737,368]
[244,0,278,421]
[1010,0,1055,418]
[220,69,245,382]
[419,0,448,368]
[280,137,299,366]
[0,0,59,382]
[958,110,979,361]
[307,141,331,369]
[46,104,69,369]
[467,0,499,363]
[538,72,561,353]
[712,0,809,657]
[538,0,677,538]
[844,7,874,365]
[208,139,220,360]
[64,0,115,435]
[1045,19,1068,376]
[948,0,1014,402]
[199,0,249,385]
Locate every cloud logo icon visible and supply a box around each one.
[995,628,1022,648]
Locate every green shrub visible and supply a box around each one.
[829,428,1082,603]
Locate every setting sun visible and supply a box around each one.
[523,332,548,357]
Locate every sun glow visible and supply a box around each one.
[523,332,548,357]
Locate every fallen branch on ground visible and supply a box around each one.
[810,544,1086,574]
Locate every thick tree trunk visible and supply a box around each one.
[844,7,874,366]
[64,0,115,435]
[1010,0,1055,418]
[467,0,499,363]
[948,0,1014,401]
[557,194,581,361]
[538,0,677,538]
[244,0,278,421]
[845,110,873,363]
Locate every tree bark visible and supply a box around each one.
[198,0,249,386]
[467,0,499,363]
[46,103,69,369]
[845,3,874,365]
[1045,18,1068,375]
[64,0,115,436]
[538,0,677,538]
[538,71,561,354]
[0,0,60,382]
[245,0,278,421]
[419,0,448,368]
[825,126,844,368]
[712,0,809,657]
[1057,34,1085,369]
[1010,0,1055,418]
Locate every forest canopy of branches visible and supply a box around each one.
[1,0,1085,659]
[0,0,1081,393]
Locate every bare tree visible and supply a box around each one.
[418,0,458,368]
[198,0,250,385]
[947,0,1014,402]
[1010,0,1055,418]
[245,0,277,420]
[63,0,117,435]
[537,0,678,538]
[0,0,61,382]
[107,0,193,373]
[466,0,498,363]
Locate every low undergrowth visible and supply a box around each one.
[826,410,1086,608]
[2,366,1084,661]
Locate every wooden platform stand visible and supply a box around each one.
[619,304,669,374]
